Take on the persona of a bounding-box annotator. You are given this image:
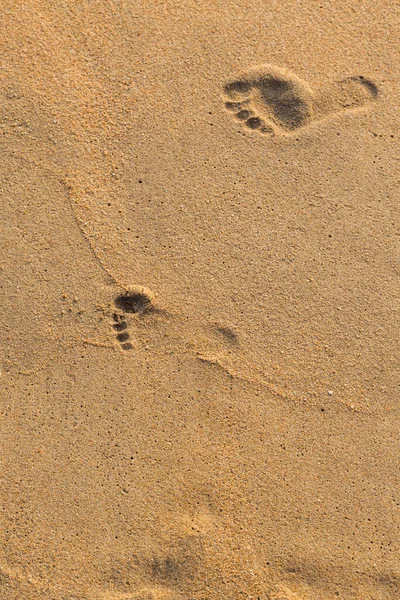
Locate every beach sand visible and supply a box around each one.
[0,1,399,599]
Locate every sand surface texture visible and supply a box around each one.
[1,1,399,599]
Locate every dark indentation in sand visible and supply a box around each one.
[112,310,133,349]
[148,537,201,586]
[216,326,238,343]
[258,77,291,99]
[246,116,262,129]
[351,75,379,98]
[271,97,309,128]
[224,80,251,96]
[376,571,400,592]
[113,321,128,332]
[151,557,182,583]
[115,291,152,314]
[225,101,244,111]
[258,78,310,129]
[224,65,378,138]
[121,342,133,350]
[236,109,251,121]
[117,331,130,343]
[224,71,311,133]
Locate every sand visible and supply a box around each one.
[0,1,399,599]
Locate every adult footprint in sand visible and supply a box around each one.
[223,64,378,135]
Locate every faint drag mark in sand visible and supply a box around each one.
[223,64,378,136]
[197,352,299,402]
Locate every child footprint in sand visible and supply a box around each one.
[223,64,378,135]
[112,286,155,351]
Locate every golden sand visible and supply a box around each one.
[0,1,399,599]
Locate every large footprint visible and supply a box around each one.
[223,64,378,135]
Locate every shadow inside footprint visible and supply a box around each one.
[257,77,311,129]
[114,288,154,314]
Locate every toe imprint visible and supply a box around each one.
[113,312,132,351]
[235,109,252,121]
[246,116,263,130]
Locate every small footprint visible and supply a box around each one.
[223,64,378,135]
[112,286,155,351]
